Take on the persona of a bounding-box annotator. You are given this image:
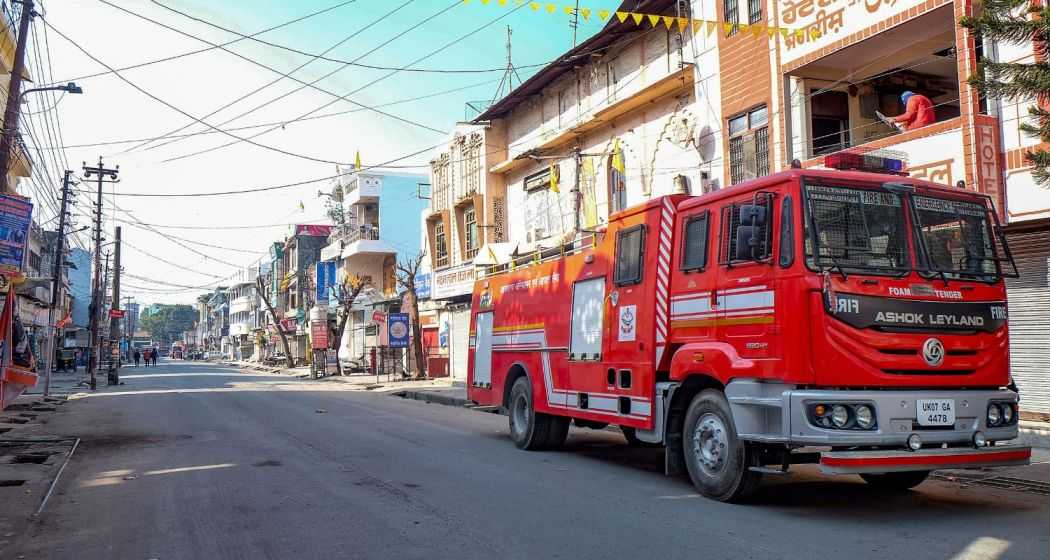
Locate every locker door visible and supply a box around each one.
[473,311,494,386]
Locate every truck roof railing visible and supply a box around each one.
[479,231,600,278]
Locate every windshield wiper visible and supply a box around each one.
[824,255,849,280]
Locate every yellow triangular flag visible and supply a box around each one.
[615,11,628,23]
[498,0,508,5]
[692,20,703,33]
[647,14,661,27]
[751,25,764,37]
[738,23,749,34]
[549,163,560,193]
[768,27,777,39]
[298,201,305,212]
[794,29,805,41]
[355,150,362,169]
[598,9,610,20]
[677,17,689,32]
[662,16,674,29]
[707,21,717,35]
[546,3,557,13]
[780,28,790,39]
[530,2,540,11]
[630,12,643,25]
[481,0,490,4]
[563,5,573,14]
[581,7,591,20]
[723,22,734,34]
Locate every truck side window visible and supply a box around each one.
[720,197,772,263]
[615,225,645,285]
[779,196,794,267]
[681,211,709,271]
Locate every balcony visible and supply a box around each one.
[344,173,382,206]
[787,6,960,162]
[322,223,396,261]
[489,65,695,176]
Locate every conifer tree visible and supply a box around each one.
[962,0,1050,185]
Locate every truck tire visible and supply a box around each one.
[508,376,552,450]
[860,471,930,490]
[621,426,661,448]
[545,416,570,449]
[682,389,761,502]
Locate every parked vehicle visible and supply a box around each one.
[467,153,1031,502]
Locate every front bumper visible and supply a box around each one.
[726,381,1021,447]
[819,445,1032,474]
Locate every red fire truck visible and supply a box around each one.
[467,153,1032,502]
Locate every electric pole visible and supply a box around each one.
[42,169,74,396]
[0,0,33,185]
[107,226,121,384]
[83,157,119,391]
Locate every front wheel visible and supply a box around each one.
[860,471,930,490]
[682,389,762,502]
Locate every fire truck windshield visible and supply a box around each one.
[803,181,1012,281]
[911,195,999,281]
[804,182,911,275]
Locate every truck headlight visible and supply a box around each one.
[987,403,1001,427]
[1001,403,1014,424]
[832,405,849,428]
[855,405,874,429]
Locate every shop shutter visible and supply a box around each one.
[1006,228,1050,415]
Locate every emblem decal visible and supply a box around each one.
[922,338,945,367]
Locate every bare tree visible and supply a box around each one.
[257,276,294,369]
[331,275,366,376]
[395,253,427,380]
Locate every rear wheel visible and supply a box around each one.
[860,471,930,490]
[508,377,554,450]
[545,416,570,449]
[682,389,762,502]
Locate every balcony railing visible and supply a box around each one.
[328,223,380,244]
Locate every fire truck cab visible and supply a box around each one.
[467,154,1031,502]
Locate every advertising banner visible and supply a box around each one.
[315,261,336,303]
[0,194,32,274]
[414,272,431,299]
[388,313,409,348]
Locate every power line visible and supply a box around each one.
[122,239,227,279]
[41,16,356,166]
[35,76,501,151]
[95,0,448,156]
[118,220,268,253]
[46,0,357,85]
[160,1,526,164]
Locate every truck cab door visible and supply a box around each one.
[715,192,779,360]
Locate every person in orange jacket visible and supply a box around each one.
[892,91,936,131]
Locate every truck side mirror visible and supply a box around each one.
[734,204,767,261]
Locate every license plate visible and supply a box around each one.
[916,399,956,426]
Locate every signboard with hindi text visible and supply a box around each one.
[778,0,931,67]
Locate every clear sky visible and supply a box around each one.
[32,0,621,304]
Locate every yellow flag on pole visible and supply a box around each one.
[647,14,661,27]
[549,163,560,193]
[611,139,625,174]
[355,150,362,169]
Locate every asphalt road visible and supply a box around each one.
[9,360,1050,559]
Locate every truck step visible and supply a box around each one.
[749,466,790,475]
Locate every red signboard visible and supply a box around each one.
[311,321,329,349]
[108,309,126,319]
[372,311,386,324]
[279,318,297,333]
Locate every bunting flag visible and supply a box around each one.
[462,0,817,40]
[354,150,362,169]
[610,139,625,174]
[549,162,560,193]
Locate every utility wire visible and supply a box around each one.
[95,0,448,155]
[35,77,501,151]
[160,1,526,164]
[41,16,356,166]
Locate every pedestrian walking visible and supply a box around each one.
[133,349,140,367]
[151,348,158,366]
[144,348,151,367]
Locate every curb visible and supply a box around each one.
[1018,421,1050,450]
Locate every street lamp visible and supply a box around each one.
[22,82,83,97]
